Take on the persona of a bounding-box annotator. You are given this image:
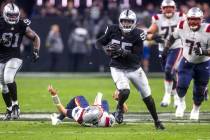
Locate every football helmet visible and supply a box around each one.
[98,112,115,127]
[119,10,136,33]
[3,3,20,24]
[186,7,203,31]
[161,0,176,18]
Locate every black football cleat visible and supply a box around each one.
[114,109,124,124]
[155,120,165,130]
[2,109,12,121]
[12,105,20,119]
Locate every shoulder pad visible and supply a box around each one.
[206,24,210,33]
[178,20,184,29]
[153,15,159,20]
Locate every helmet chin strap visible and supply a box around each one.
[164,13,173,18]
[190,25,200,31]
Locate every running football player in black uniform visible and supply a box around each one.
[0,3,40,120]
[96,10,164,130]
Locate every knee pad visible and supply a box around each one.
[165,67,173,81]
[177,87,187,98]
[193,86,206,106]
[4,74,14,84]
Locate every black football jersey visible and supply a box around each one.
[97,24,146,70]
[0,17,31,63]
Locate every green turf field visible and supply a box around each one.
[0,75,209,140]
[0,76,209,113]
[0,121,209,140]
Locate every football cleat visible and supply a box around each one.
[154,120,165,130]
[11,104,20,119]
[2,109,12,121]
[173,93,179,108]
[51,113,62,125]
[114,109,124,124]
[190,105,200,120]
[160,93,171,107]
[175,98,186,118]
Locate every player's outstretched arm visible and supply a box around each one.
[25,27,41,62]
[48,85,67,116]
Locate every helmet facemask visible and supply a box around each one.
[187,17,202,31]
[119,10,137,34]
[186,7,203,31]
[3,3,20,25]
[161,6,175,18]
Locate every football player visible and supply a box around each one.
[0,3,40,120]
[48,85,115,127]
[163,7,210,120]
[147,0,184,107]
[95,9,165,130]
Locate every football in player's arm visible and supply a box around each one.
[95,9,165,130]
[163,7,210,120]
[48,85,115,127]
[0,3,40,120]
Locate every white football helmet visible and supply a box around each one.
[161,0,176,18]
[3,3,20,24]
[186,7,203,31]
[119,10,136,33]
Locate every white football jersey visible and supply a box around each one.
[172,21,210,64]
[152,12,184,51]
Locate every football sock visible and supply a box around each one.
[2,92,12,108]
[7,82,17,102]
[143,95,159,122]
[117,89,130,110]
[164,80,173,95]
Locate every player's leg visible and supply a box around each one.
[128,67,164,130]
[101,100,109,112]
[161,48,182,107]
[190,61,209,120]
[0,63,12,120]
[110,67,130,124]
[4,58,23,119]
[175,58,193,117]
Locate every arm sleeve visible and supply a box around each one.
[96,25,112,47]
[22,19,31,34]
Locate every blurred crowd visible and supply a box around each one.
[1,0,210,72]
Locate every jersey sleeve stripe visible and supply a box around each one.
[206,24,210,33]
[179,21,184,29]
[153,15,159,20]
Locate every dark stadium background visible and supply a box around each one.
[0,0,210,72]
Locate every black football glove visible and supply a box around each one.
[152,34,164,43]
[106,43,126,58]
[194,47,208,56]
[32,48,39,62]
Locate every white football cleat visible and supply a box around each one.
[160,93,171,107]
[51,113,61,125]
[175,98,186,118]
[190,105,200,120]
[173,94,179,108]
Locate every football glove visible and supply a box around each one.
[194,47,208,56]
[32,48,39,62]
[106,43,125,58]
[152,34,164,43]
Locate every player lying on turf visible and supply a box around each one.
[48,85,115,127]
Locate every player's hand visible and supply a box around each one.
[152,34,164,43]
[194,47,208,56]
[32,48,39,62]
[106,43,125,58]
[48,85,58,96]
